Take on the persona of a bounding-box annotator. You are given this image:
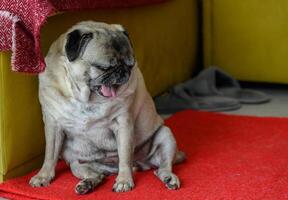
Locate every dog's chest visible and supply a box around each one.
[64,101,124,133]
[61,101,125,161]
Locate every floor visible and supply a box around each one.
[223,88,288,117]
[161,88,288,119]
[1,88,287,200]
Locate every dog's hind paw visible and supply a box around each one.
[154,170,180,190]
[163,173,180,190]
[75,179,94,195]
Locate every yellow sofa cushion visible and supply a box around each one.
[0,0,198,181]
[203,0,288,83]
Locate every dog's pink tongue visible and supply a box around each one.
[100,85,116,97]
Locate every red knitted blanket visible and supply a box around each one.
[0,0,168,73]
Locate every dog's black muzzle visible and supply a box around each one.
[89,64,133,92]
[100,65,132,86]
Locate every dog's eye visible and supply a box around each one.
[91,64,108,71]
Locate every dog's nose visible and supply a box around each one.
[91,64,110,71]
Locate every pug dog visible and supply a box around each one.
[29,21,185,194]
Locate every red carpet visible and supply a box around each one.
[1,110,288,200]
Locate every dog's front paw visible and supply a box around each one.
[112,177,134,192]
[29,173,54,187]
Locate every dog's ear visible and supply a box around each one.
[65,29,93,62]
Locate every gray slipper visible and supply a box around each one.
[179,66,271,104]
[154,88,241,114]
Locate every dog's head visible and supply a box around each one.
[64,21,135,98]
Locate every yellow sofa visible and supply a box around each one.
[203,0,288,84]
[0,0,198,181]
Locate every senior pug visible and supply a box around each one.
[29,21,185,194]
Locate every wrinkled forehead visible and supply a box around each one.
[74,23,129,48]
[89,28,131,50]
[93,28,128,46]
[82,34,133,65]
[65,21,133,64]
